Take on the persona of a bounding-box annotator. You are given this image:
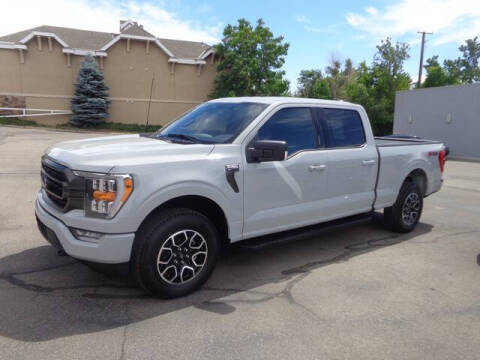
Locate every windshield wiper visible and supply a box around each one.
[146,133,194,144]
[165,133,201,143]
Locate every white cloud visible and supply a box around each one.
[295,15,310,24]
[346,0,480,45]
[0,0,221,44]
[365,7,378,16]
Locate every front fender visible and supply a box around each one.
[127,180,243,241]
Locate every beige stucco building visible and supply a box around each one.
[0,20,217,126]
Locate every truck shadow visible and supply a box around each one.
[0,215,433,342]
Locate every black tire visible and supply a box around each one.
[131,208,220,298]
[384,181,423,233]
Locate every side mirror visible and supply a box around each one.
[247,140,287,163]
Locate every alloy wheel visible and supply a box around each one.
[402,192,420,226]
[156,230,208,284]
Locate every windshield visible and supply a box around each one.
[157,102,268,144]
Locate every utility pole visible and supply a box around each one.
[417,31,433,88]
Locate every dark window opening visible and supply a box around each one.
[322,109,365,147]
[257,107,316,155]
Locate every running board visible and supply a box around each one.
[236,212,373,250]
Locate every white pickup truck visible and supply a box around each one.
[36,97,447,297]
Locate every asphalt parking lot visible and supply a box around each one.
[0,126,479,360]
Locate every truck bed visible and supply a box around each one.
[375,135,441,147]
[373,135,445,210]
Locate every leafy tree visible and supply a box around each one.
[311,78,332,99]
[368,38,411,135]
[423,56,458,88]
[326,56,343,99]
[297,38,410,135]
[458,36,480,83]
[297,69,323,97]
[430,37,480,87]
[294,34,480,136]
[425,55,441,68]
[70,55,110,127]
[371,38,410,101]
[338,58,358,99]
[296,58,355,100]
[264,71,290,96]
[346,81,369,107]
[443,58,463,83]
[343,58,354,77]
[210,19,290,98]
[423,66,450,88]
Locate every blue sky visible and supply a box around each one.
[3,0,480,90]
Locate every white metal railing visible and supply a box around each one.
[0,107,71,118]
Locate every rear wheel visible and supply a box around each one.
[131,208,219,298]
[384,181,423,233]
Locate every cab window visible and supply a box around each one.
[321,108,365,148]
[257,107,316,155]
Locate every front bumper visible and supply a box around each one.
[35,197,135,264]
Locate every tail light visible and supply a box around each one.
[438,150,446,173]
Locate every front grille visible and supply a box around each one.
[41,157,84,211]
[42,162,67,182]
[41,159,67,207]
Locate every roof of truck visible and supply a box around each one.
[209,97,356,106]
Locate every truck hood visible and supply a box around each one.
[45,134,215,173]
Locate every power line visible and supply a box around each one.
[417,31,433,88]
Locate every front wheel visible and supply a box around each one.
[384,181,423,233]
[131,208,220,298]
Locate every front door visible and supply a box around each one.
[242,106,329,239]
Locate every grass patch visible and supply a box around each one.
[0,117,39,127]
[56,122,162,133]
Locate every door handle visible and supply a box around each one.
[362,160,376,166]
[308,164,326,172]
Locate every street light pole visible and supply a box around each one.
[417,31,433,88]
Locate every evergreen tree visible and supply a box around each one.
[70,55,110,127]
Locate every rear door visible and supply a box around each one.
[315,107,378,217]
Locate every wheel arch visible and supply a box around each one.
[136,195,230,249]
[404,168,428,196]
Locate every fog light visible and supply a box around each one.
[70,228,104,242]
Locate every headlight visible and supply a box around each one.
[73,172,133,219]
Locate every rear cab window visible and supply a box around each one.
[317,108,366,148]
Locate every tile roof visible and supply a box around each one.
[0,23,213,60]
